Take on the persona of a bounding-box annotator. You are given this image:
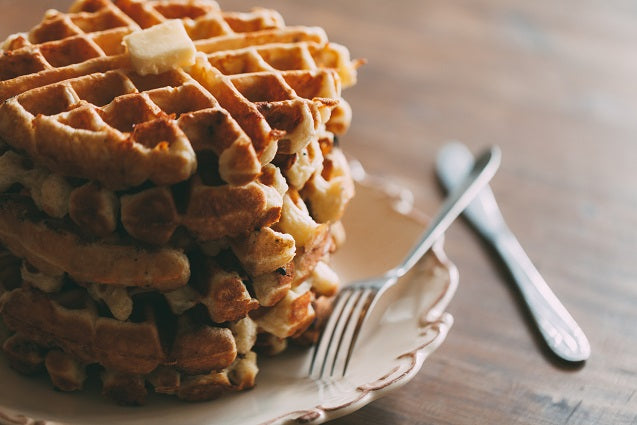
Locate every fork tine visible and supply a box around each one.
[339,289,376,376]
[330,288,375,377]
[317,290,364,379]
[309,290,353,379]
[309,288,378,379]
[319,291,362,378]
[321,290,363,377]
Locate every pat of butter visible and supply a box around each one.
[124,20,196,75]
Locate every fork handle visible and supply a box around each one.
[394,146,501,277]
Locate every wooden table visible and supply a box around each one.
[2,0,636,424]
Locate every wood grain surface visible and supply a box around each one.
[1,0,636,424]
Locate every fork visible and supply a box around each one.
[309,145,502,379]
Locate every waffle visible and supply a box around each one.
[0,0,359,190]
[0,0,360,405]
[0,195,190,290]
[0,233,329,404]
[1,276,259,404]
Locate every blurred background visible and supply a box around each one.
[1,0,636,423]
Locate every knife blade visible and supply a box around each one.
[436,141,590,362]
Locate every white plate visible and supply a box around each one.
[0,170,457,425]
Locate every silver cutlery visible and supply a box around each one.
[309,146,501,379]
[436,141,590,362]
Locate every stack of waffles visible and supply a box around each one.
[0,0,361,405]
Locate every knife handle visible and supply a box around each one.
[490,225,591,362]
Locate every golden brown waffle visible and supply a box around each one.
[0,174,343,294]
[0,195,191,290]
[0,140,350,249]
[1,286,238,375]
[0,168,345,403]
[0,148,283,244]
[0,0,359,190]
[0,238,327,404]
[1,287,259,404]
[0,0,360,405]
[0,1,137,100]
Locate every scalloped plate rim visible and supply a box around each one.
[262,241,457,425]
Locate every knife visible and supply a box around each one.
[436,141,590,362]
